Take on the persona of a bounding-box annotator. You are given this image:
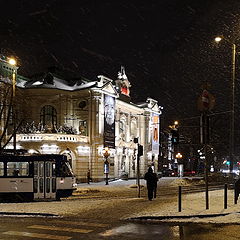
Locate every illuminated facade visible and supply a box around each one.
[0,59,162,182]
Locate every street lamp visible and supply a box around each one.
[8,58,17,96]
[215,36,236,173]
[176,152,183,177]
[176,152,182,159]
[103,147,110,185]
[8,57,17,154]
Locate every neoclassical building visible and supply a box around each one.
[0,57,162,182]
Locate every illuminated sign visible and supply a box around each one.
[152,114,159,155]
[104,95,115,149]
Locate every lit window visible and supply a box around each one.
[7,162,29,176]
[40,105,57,130]
[79,120,88,136]
[0,162,4,176]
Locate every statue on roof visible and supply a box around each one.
[116,66,131,97]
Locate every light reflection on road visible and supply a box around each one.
[99,222,240,240]
[99,223,175,239]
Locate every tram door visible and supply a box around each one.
[33,161,56,200]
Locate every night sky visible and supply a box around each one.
[1,0,240,132]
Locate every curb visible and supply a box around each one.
[128,212,231,221]
[0,212,59,217]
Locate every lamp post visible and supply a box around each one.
[169,121,179,169]
[103,147,110,185]
[8,58,17,154]
[176,152,183,177]
[215,36,235,173]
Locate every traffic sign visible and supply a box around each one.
[197,89,215,112]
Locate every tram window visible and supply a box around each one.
[46,162,50,177]
[52,178,56,192]
[39,163,44,177]
[46,178,50,193]
[7,162,29,177]
[34,162,38,176]
[0,162,4,176]
[65,162,74,175]
[59,162,73,177]
[52,163,56,177]
[20,162,29,176]
[39,178,43,193]
[33,179,38,193]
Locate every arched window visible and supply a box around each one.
[119,116,126,140]
[40,105,57,128]
[79,120,88,136]
[130,118,138,137]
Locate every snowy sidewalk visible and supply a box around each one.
[122,177,240,224]
[132,188,240,224]
[0,178,239,224]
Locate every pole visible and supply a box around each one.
[137,145,140,198]
[103,147,110,185]
[104,158,109,185]
[224,183,228,209]
[158,114,162,172]
[230,43,236,173]
[204,144,209,209]
[204,113,209,210]
[105,172,109,185]
[234,179,240,204]
[12,70,16,155]
[178,186,182,212]
[234,182,237,204]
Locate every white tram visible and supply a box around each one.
[0,154,76,201]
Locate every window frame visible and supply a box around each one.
[40,105,57,128]
[6,161,30,177]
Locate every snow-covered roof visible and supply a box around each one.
[23,73,97,91]
[134,102,149,108]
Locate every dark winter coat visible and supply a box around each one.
[144,167,158,190]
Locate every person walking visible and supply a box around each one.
[144,167,157,201]
[87,169,91,184]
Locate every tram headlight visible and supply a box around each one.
[60,178,64,184]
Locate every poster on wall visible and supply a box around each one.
[104,94,115,149]
[152,113,159,155]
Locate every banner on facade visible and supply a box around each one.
[152,113,159,155]
[104,94,115,148]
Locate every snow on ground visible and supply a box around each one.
[169,177,205,186]
[130,178,240,224]
[135,189,240,224]
[0,178,239,224]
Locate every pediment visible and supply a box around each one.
[97,75,118,97]
[102,82,117,95]
[151,102,160,112]
[147,97,160,112]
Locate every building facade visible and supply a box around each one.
[0,57,162,182]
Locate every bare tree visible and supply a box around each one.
[0,81,23,153]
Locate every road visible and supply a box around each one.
[0,178,238,239]
[0,216,240,239]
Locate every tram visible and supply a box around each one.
[0,154,76,201]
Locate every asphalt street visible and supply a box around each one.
[0,216,239,239]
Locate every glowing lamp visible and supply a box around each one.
[8,58,16,66]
